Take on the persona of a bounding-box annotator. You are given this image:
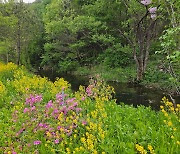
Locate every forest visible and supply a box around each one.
[0,0,180,153]
[0,0,179,93]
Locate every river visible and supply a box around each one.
[38,70,180,110]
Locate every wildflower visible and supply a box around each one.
[82,120,87,125]
[168,121,172,126]
[160,106,164,109]
[76,108,82,112]
[81,137,86,143]
[23,108,29,113]
[34,140,41,145]
[81,96,85,101]
[54,139,59,144]
[46,100,53,108]
[148,145,155,154]
[31,106,36,111]
[136,144,147,154]
[39,123,43,127]
[141,0,151,5]
[177,141,180,145]
[148,7,157,14]
[46,131,52,137]
[171,136,174,139]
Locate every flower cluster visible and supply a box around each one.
[136,144,147,154]
[141,0,151,6]
[0,62,17,73]
[0,81,6,95]
[160,97,180,146]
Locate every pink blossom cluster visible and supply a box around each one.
[23,94,42,113]
[86,85,93,96]
[12,92,87,152]
[141,0,152,5]
[141,0,151,5]
[25,94,42,106]
[148,7,157,19]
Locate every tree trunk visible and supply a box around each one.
[17,21,21,65]
[137,61,144,81]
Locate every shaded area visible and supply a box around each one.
[38,70,180,110]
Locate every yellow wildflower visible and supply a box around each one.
[167,121,172,126]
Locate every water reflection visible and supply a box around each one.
[38,70,180,110]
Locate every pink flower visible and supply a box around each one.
[82,120,87,125]
[39,123,43,127]
[76,108,82,112]
[46,100,53,108]
[61,106,67,115]
[81,96,85,101]
[86,86,93,96]
[73,102,78,107]
[141,0,151,5]
[151,14,157,19]
[23,108,29,113]
[31,106,36,111]
[57,126,62,130]
[148,7,157,14]
[35,95,43,102]
[34,140,41,145]
[12,151,17,154]
[67,131,72,136]
[68,106,74,111]
[54,139,59,144]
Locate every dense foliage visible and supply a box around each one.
[0,63,180,153]
[0,0,179,92]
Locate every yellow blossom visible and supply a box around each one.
[167,121,172,126]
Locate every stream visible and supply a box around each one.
[38,70,180,110]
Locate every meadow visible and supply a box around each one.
[0,63,179,154]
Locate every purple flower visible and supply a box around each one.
[46,100,53,108]
[86,86,93,96]
[81,97,85,101]
[59,101,64,106]
[61,106,67,115]
[73,102,78,107]
[57,126,62,130]
[39,123,43,127]
[54,139,59,144]
[35,95,43,102]
[68,106,74,111]
[23,108,29,113]
[82,120,87,125]
[34,140,41,145]
[43,124,48,129]
[53,109,59,114]
[12,151,17,154]
[151,14,157,19]
[148,7,157,14]
[31,106,36,111]
[141,0,151,5]
[67,131,72,136]
[76,108,82,112]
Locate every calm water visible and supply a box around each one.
[38,70,180,110]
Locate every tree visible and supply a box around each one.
[0,0,44,67]
[118,0,163,81]
[156,0,180,94]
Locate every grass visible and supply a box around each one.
[74,65,136,83]
[0,62,180,153]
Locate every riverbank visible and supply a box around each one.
[0,62,180,153]
[73,64,179,95]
